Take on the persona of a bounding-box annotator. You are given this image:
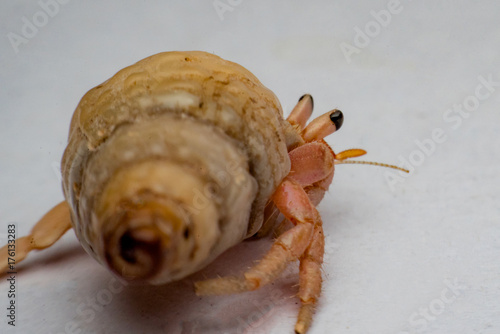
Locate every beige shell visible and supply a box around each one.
[61,51,298,284]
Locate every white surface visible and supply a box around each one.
[1,1,499,333]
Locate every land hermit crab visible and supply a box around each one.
[0,51,407,333]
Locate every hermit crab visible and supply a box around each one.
[0,51,407,333]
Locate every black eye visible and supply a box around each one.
[329,109,344,130]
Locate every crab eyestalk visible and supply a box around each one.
[301,109,344,141]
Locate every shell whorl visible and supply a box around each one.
[61,51,291,283]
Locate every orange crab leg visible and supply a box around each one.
[273,179,325,334]
[194,220,313,294]
[195,178,324,333]
[0,201,72,274]
[296,223,324,334]
[194,178,317,292]
[258,140,335,237]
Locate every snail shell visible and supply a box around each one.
[61,51,297,284]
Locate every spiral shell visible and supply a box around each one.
[61,51,295,283]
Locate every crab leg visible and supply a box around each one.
[257,140,334,238]
[274,179,326,334]
[255,201,282,238]
[195,178,320,291]
[296,224,324,334]
[195,223,313,294]
[195,178,324,333]
[0,201,72,274]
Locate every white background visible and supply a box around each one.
[1,1,499,333]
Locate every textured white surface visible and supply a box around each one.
[1,1,499,333]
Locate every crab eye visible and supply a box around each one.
[329,109,344,131]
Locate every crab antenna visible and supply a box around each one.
[334,160,410,173]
